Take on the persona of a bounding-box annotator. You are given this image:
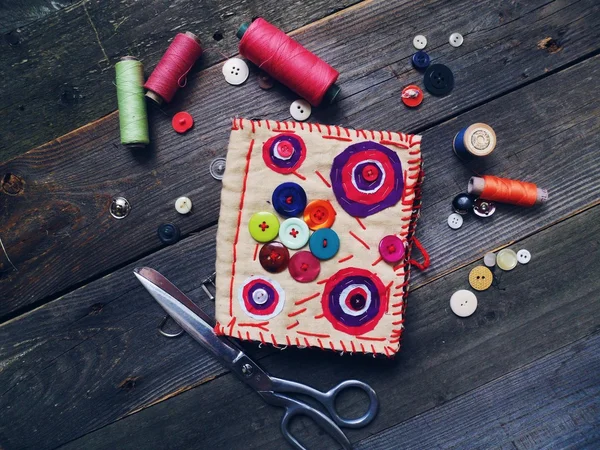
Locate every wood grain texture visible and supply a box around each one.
[53,202,600,450]
[0,0,361,161]
[1,0,599,317]
[0,0,75,33]
[354,332,600,450]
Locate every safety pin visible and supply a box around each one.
[157,271,217,338]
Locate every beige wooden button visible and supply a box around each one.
[469,266,493,291]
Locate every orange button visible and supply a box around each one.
[303,200,336,230]
[401,85,423,108]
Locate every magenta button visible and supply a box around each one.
[378,235,405,263]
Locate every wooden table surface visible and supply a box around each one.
[1,1,599,449]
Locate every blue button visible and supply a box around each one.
[309,228,340,260]
[412,50,430,70]
[272,182,307,217]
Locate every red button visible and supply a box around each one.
[259,242,289,273]
[378,235,405,263]
[172,112,194,133]
[401,85,424,108]
[288,251,321,282]
[303,200,336,230]
[361,164,379,182]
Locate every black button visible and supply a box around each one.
[452,193,475,215]
[158,223,181,244]
[424,64,454,96]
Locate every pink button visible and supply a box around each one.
[288,251,321,283]
[378,235,405,263]
[276,141,294,158]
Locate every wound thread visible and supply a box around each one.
[144,32,203,104]
[238,18,340,106]
[468,175,549,207]
[115,57,149,147]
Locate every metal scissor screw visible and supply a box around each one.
[241,363,253,377]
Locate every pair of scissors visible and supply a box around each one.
[134,267,379,450]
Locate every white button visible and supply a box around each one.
[252,288,269,305]
[449,33,464,47]
[450,290,477,317]
[517,249,531,264]
[447,213,463,229]
[222,58,249,85]
[290,99,311,121]
[175,196,192,214]
[483,252,496,268]
[413,35,427,50]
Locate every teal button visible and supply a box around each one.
[309,228,339,260]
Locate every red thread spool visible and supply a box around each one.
[237,18,340,106]
[145,32,203,104]
[468,176,549,207]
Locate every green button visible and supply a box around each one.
[248,212,280,243]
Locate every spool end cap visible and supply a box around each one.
[322,84,341,105]
[145,90,163,105]
[236,23,250,39]
[468,177,485,196]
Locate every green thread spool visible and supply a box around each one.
[116,57,149,147]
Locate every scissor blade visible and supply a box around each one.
[133,267,241,367]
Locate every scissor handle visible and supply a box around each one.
[276,394,352,450]
[271,377,379,429]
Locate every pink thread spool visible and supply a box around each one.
[144,32,203,104]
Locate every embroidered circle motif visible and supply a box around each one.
[239,276,286,320]
[321,267,388,335]
[330,141,403,217]
[262,133,307,174]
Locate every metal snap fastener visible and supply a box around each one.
[473,198,496,217]
[210,157,226,180]
[110,197,131,219]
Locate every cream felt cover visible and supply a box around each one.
[214,118,423,356]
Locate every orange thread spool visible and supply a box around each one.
[468,176,548,207]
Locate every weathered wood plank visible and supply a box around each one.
[1,0,599,317]
[54,201,600,450]
[354,332,600,450]
[0,0,362,161]
[0,0,76,33]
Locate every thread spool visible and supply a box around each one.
[115,56,149,147]
[237,18,340,107]
[468,175,549,207]
[453,123,496,159]
[144,32,203,104]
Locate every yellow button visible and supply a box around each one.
[248,212,280,243]
[469,266,493,291]
[497,249,518,271]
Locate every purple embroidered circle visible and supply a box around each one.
[262,133,307,174]
[321,268,388,335]
[239,276,286,320]
[330,141,403,218]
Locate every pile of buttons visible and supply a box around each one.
[248,182,339,282]
[447,193,496,230]
[248,182,408,283]
[402,33,463,108]
[450,247,532,317]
